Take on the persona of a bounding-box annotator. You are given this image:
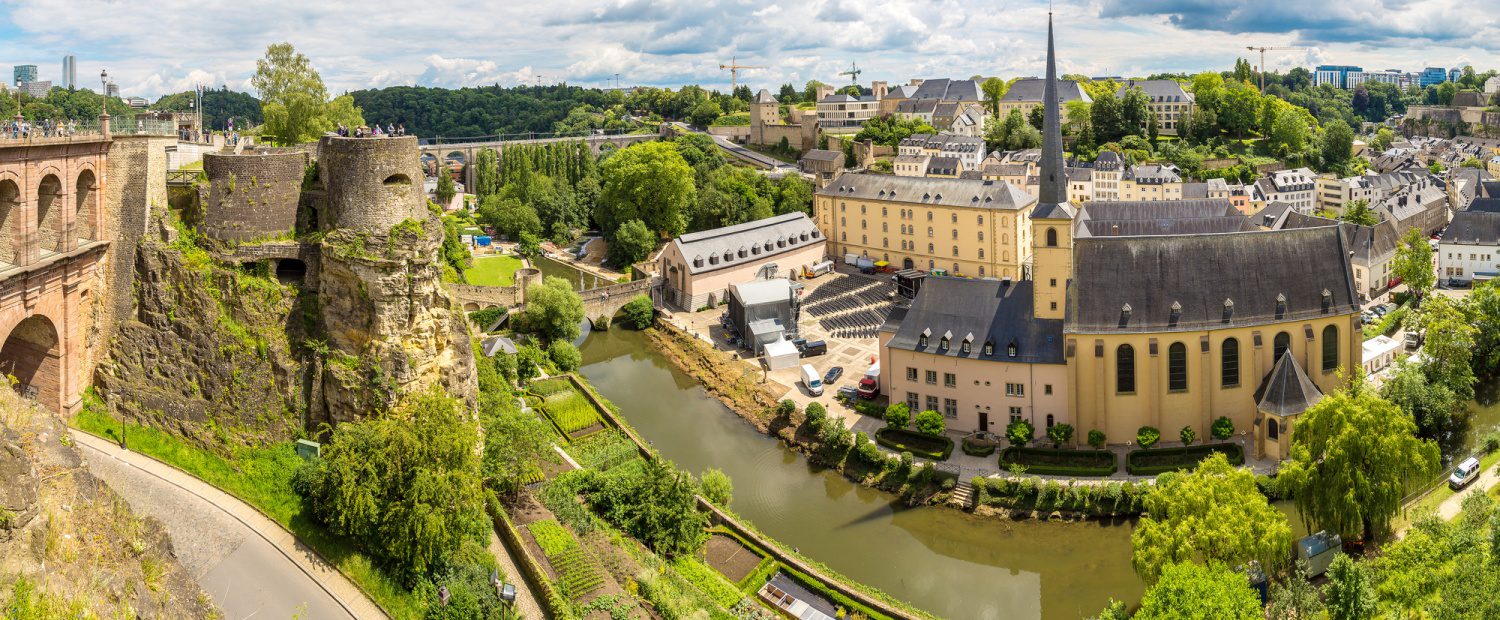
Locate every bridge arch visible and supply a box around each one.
[0,179,18,264]
[36,174,64,254]
[75,168,98,242]
[0,314,61,413]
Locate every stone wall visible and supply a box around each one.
[200,151,307,242]
[316,136,427,234]
[101,136,172,370]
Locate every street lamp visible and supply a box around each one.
[99,69,109,118]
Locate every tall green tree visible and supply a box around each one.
[1463,281,1500,378]
[1338,199,1378,226]
[1393,227,1436,302]
[1410,294,1477,400]
[598,142,695,237]
[473,148,501,199]
[1131,453,1293,581]
[252,42,352,144]
[296,386,486,583]
[608,219,656,268]
[1134,562,1261,620]
[521,276,585,341]
[1325,554,1377,620]
[481,394,553,494]
[435,170,457,205]
[1322,119,1355,172]
[980,77,1009,118]
[1278,384,1440,541]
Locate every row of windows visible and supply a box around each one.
[1114,328,1339,394]
[1446,252,1495,262]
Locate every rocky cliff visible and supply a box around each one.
[0,390,214,617]
[96,216,306,444]
[311,216,477,423]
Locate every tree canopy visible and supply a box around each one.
[1134,562,1262,620]
[521,276,586,342]
[1131,453,1293,581]
[598,141,696,237]
[252,43,363,144]
[1393,227,1436,301]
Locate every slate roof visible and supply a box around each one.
[1124,164,1182,184]
[1067,227,1358,333]
[1254,351,1324,417]
[896,99,939,115]
[999,78,1091,104]
[1468,198,1500,213]
[887,277,1065,364]
[819,93,878,103]
[1094,151,1124,171]
[1255,201,1298,229]
[754,89,777,104]
[899,134,985,153]
[909,78,984,102]
[1074,199,1250,237]
[671,212,823,276]
[1183,182,1209,199]
[1444,210,1500,246]
[817,172,1036,211]
[1279,212,1399,265]
[800,149,843,163]
[926,156,962,176]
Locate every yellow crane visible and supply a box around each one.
[839,62,862,85]
[718,56,765,92]
[1245,46,1308,91]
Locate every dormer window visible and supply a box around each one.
[939,337,950,350]
[1321,288,1332,313]
[693,256,704,268]
[1275,293,1287,319]
[983,340,994,356]
[961,333,974,354]
[1119,303,1133,328]
[1169,301,1182,327]
[919,328,931,348]
[1007,340,1018,358]
[709,255,719,265]
[1223,298,1234,323]
[738,247,747,259]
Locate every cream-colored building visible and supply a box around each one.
[815,173,1035,279]
[816,92,882,129]
[658,213,827,310]
[1115,79,1194,136]
[996,78,1090,119]
[1116,164,1185,201]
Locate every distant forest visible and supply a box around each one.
[348,85,628,139]
[151,87,264,131]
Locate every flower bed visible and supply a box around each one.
[1125,443,1244,476]
[874,428,953,460]
[999,447,1117,477]
[543,392,603,435]
[961,437,999,457]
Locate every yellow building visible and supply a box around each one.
[815,174,1035,280]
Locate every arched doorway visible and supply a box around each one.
[75,169,97,242]
[274,258,308,284]
[903,257,914,270]
[0,315,61,413]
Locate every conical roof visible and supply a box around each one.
[1030,12,1074,221]
[754,89,777,104]
[1254,350,1324,417]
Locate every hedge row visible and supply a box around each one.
[874,428,954,460]
[999,447,1117,477]
[1125,443,1243,476]
[973,476,1148,517]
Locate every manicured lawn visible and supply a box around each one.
[1000,447,1117,477]
[874,428,953,460]
[468,255,524,287]
[71,405,422,619]
[1125,443,1243,476]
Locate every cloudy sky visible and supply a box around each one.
[1,0,1496,100]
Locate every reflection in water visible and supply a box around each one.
[578,329,1145,620]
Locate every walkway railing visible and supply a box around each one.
[420,127,645,146]
[0,118,103,143]
[113,118,176,136]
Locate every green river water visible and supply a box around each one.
[577,328,1498,619]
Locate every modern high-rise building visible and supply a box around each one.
[12,64,37,87]
[105,82,119,98]
[1314,65,1362,89]
[1419,67,1448,88]
[61,55,75,89]
[1450,68,1462,83]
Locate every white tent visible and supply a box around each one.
[763,339,800,371]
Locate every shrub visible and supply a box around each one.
[1136,426,1160,449]
[875,428,953,460]
[1006,420,1035,447]
[819,416,853,451]
[700,468,733,506]
[467,307,504,330]
[899,451,915,473]
[914,409,946,436]
[855,432,884,465]
[1179,425,1196,446]
[1046,423,1073,448]
[805,402,827,426]
[961,436,998,457]
[777,399,798,419]
[1126,443,1244,476]
[884,402,911,429]
[620,294,655,329]
[1088,429,1107,449]
[1211,416,1234,440]
[999,447,1117,477]
[548,340,582,372]
[1482,431,1500,454]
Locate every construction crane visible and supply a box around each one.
[1245,46,1308,92]
[718,56,765,92]
[839,62,862,85]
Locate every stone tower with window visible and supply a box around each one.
[1030,12,1075,321]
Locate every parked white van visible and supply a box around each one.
[1450,457,1481,490]
[800,364,824,396]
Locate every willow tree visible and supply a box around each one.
[1278,384,1440,542]
[1132,453,1293,581]
[252,42,364,144]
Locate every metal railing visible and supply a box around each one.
[0,118,103,143]
[112,118,176,136]
[420,127,648,146]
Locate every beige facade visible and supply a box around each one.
[1066,317,1359,451]
[815,174,1035,279]
[880,334,1070,433]
[658,213,827,310]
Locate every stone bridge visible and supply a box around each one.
[208,240,321,287]
[450,274,663,327]
[419,130,665,189]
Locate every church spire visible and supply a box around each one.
[1036,12,1068,207]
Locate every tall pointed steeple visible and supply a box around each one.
[1036,12,1068,207]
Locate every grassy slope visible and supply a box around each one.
[72,405,423,619]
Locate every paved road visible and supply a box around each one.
[670,122,798,173]
[72,430,380,620]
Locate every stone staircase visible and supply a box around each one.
[950,479,976,509]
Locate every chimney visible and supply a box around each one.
[872,80,888,100]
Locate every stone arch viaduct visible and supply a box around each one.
[418,130,664,190]
[452,276,663,327]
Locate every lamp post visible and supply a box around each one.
[99,69,110,137]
